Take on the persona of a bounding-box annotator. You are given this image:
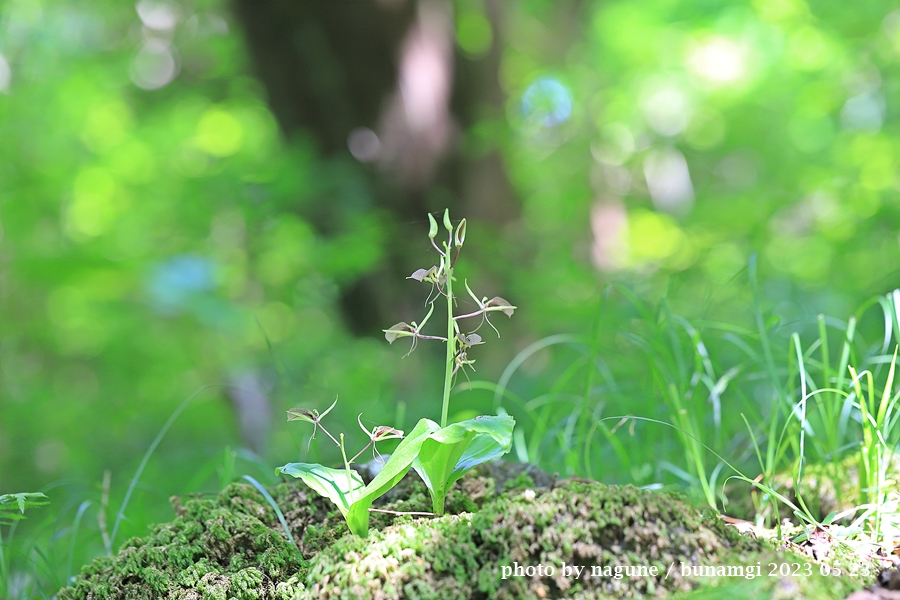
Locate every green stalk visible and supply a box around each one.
[441,255,455,428]
[339,433,354,491]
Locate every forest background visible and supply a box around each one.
[2,0,900,592]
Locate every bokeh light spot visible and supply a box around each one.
[591,123,635,166]
[147,255,216,315]
[521,77,572,127]
[752,0,809,22]
[859,154,895,191]
[640,80,690,136]
[131,39,179,90]
[627,209,689,266]
[840,93,884,131]
[457,10,492,56]
[81,100,134,153]
[136,0,179,31]
[687,37,746,84]
[643,149,694,214]
[347,127,381,163]
[786,26,837,71]
[194,107,244,157]
[66,168,124,239]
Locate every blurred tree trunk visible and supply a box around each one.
[230,0,517,334]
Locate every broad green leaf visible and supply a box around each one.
[413,415,514,514]
[276,463,364,516]
[345,417,440,536]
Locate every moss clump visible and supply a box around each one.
[58,483,307,600]
[299,481,861,600]
[59,474,867,600]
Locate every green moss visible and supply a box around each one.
[59,475,869,600]
[297,481,865,600]
[502,471,535,491]
[57,483,307,600]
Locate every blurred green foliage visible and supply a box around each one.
[3,0,900,593]
[0,0,408,541]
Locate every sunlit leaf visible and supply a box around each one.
[275,463,364,515]
[345,417,440,536]
[412,415,514,514]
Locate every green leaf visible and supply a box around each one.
[275,463,364,516]
[345,417,440,536]
[0,492,48,523]
[413,415,514,514]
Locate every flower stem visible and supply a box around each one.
[339,433,353,486]
[441,254,455,428]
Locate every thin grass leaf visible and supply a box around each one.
[67,500,92,584]
[241,475,297,550]
[110,385,216,551]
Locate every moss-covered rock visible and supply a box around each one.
[58,484,308,600]
[58,471,868,600]
[300,482,863,600]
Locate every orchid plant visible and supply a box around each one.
[277,210,515,537]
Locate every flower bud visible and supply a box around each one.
[427,213,438,239]
[443,208,453,232]
[454,218,467,248]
